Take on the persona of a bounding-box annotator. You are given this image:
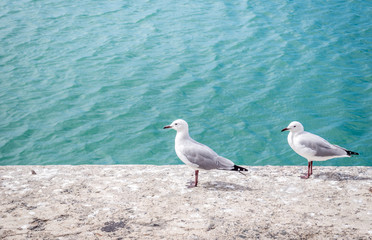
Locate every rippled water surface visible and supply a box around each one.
[0,0,371,166]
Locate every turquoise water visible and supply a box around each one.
[0,0,371,166]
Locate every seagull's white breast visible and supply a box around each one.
[288,132,317,160]
[174,136,200,169]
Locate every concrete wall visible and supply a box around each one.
[1,165,371,239]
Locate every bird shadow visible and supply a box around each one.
[201,181,253,191]
[313,172,372,181]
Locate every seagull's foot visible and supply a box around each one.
[300,175,310,179]
[186,181,197,188]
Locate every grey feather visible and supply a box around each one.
[299,134,347,157]
[182,139,234,170]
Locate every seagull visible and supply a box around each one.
[163,119,248,187]
[281,121,359,179]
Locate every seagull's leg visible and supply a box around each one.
[306,162,311,178]
[187,170,199,188]
[301,162,311,179]
[194,170,199,187]
[310,161,313,176]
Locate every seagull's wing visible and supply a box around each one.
[298,132,347,157]
[181,139,234,170]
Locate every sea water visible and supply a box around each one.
[0,0,371,166]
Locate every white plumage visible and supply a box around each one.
[282,121,358,179]
[164,119,247,187]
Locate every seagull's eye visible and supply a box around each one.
[175,123,178,125]
[294,126,296,128]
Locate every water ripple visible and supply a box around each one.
[0,0,371,166]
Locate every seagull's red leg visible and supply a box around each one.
[301,162,311,179]
[186,170,199,188]
[310,161,313,176]
[194,170,199,187]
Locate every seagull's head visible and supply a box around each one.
[281,121,304,133]
[163,119,189,132]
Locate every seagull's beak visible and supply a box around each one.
[281,127,289,132]
[163,125,172,129]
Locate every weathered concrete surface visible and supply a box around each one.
[0,165,371,239]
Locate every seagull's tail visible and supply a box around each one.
[346,150,359,156]
[232,165,248,172]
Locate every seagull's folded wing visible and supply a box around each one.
[299,133,347,157]
[182,140,234,170]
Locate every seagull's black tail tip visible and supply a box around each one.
[346,150,359,156]
[232,165,248,172]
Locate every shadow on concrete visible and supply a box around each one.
[313,172,372,181]
[202,181,253,191]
